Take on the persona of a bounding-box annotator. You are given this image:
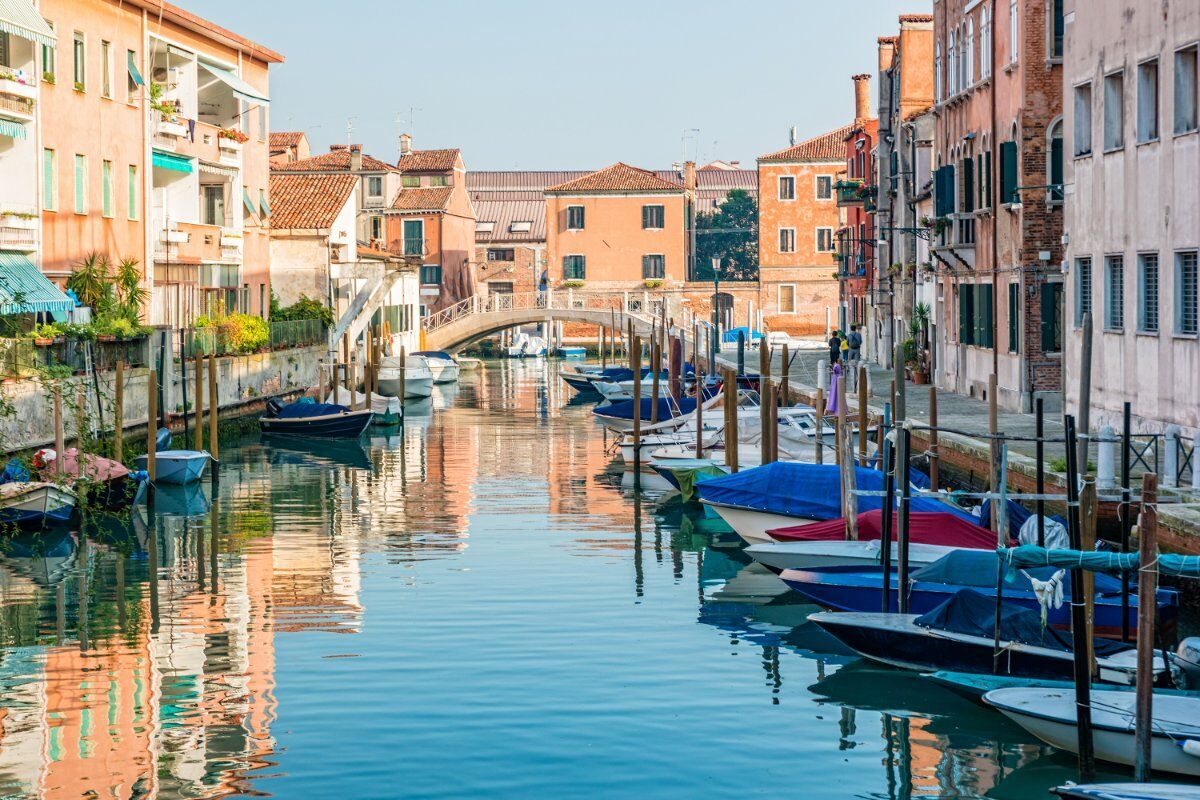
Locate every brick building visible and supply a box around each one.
[931,0,1064,411]
[757,125,849,335]
[836,75,879,333]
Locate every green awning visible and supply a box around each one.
[199,61,268,105]
[127,51,145,87]
[0,253,74,316]
[0,0,56,47]
[152,150,193,174]
[0,119,26,139]
[259,193,271,217]
[242,189,257,217]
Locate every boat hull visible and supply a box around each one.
[134,451,210,484]
[377,373,434,399]
[562,373,600,393]
[426,361,460,384]
[744,541,958,572]
[702,501,814,545]
[0,484,76,528]
[260,409,374,439]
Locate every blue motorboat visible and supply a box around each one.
[0,481,76,528]
[781,549,1178,638]
[260,398,373,439]
[558,346,587,358]
[135,450,210,484]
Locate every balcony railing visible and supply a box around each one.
[0,226,37,252]
[835,179,864,207]
[0,93,34,122]
[403,238,428,258]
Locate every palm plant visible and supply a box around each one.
[113,258,147,320]
[66,252,113,313]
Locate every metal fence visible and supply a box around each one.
[269,318,327,350]
[0,336,150,379]
[179,318,326,359]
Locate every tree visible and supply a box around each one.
[694,189,758,282]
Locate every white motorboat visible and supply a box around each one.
[413,351,460,384]
[1053,783,1200,799]
[505,332,548,358]
[456,357,482,370]
[595,379,636,401]
[700,500,814,545]
[744,540,960,572]
[376,355,434,399]
[985,688,1200,777]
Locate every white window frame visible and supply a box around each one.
[778,227,796,254]
[935,42,943,101]
[641,253,665,280]
[1137,251,1159,333]
[1173,44,1199,136]
[1103,69,1126,152]
[1009,0,1018,66]
[642,204,665,230]
[815,227,834,253]
[965,17,975,87]
[100,39,112,98]
[778,175,796,201]
[778,284,797,314]
[366,175,383,198]
[1104,254,1125,331]
[815,175,833,200]
[1074,81,1093,156]
[1136,57,1160,143]
[980,6,991,79]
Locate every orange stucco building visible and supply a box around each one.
[34,0,282,324]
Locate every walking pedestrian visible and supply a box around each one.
[828,329,842,365]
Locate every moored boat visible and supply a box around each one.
[34,447,139,509]
[0,481,76,528]
[1053,783,1200,799]
[412,351,460,384]
[376,355,434,399]
[330,386,404,425]
[260,399,373,439]
[135,450,211,484]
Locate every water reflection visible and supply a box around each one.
[0,361,1106,798]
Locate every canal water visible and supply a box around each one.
[0,361,1127,799]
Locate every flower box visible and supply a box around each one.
[0,78,37,101]
[158,117,187,138]
[33,337,53,347]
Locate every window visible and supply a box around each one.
[402,219,424,257]
[1050,0,1064,59]
[958,283,994,348]
[1075,257,1092,327]
[401,175,420,188]
[935,42,942,101]
[1137,59,1159,142]
[778,176,795,200]
[126,50,139,102]
[563,255,586,280]
[41,24,55,82]
[420,265,442,286]
[642,254,665,279]
[1048,120,1064,203]
[1009,0,1018,64]
[369,215,383,240]
[239,100,250,135]
[980,6,991,79]
[948,30,957,95]
[978,150,992,209]
[100,40,111,97]
[487,248,515,262]
[1104,71,1125,151]
[566,205,585,230]
[1175,45,1199,135]
[779,227,796,254]
[816,175,833,199]
[101,160,113,217]
[999,140,1019,204]
[965,17,975,86]
[1008,282,1020,353]
[242,188,257,219]
[367,176,383,197]
[1041,282,1064,353]
[959,22,968,89]
[429,175,449,187]
[642,204,665,229]
[1138,253,1159,332]
[509,221,532,233]
[259,188,270,218]
[73,154,86,214]
[72,32,84,90]
[1177,251,1198,335]
[816,227,834,252]
[1074,83,1093,155]
[42,149,56,211]
[1105,255,1125,330]
[778,284,796,314]
[127,165,137,219]
[257,105,266,143]
[202,185,225,226]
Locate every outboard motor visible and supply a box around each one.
[266,397,285,417]
[1173,637,1200,689]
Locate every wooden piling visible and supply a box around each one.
[207,355,218,460]
[600,326,606,368]
[988,373,1000,538]
[814,386,825,465]
[779,343,789,405]
[928,385,939,490]
[759,342,770,464]
[724,368,738,472]
[839,366,857,540]
[1080,479,1098,675]
[650,339,661,424]
[858,367,869,466]
[1134,473,1158,781]
[145,370,157,481]
[113,361,124,463]
[53,389,64,474]
[1064,415,1096,782]
[194,354,204,451]
[631,335,642,477]
[896,428,911,612]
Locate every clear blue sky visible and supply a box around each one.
[202,0,921,170]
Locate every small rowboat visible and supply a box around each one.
[260,399,373,439]
[135,450,210,484]
[0,481,76,528]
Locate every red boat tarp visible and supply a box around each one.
[766,509,1005,549]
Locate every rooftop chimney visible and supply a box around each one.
[399,133,412,158]
[730,160,740,169]
[683,160,697,191]
[877,36,897,74]
[350,144,363,172]
[852,74,872,123]
[789,126,798,146]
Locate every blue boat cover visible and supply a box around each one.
[274,402,350,419]
[695,462,981,523]
[912,549,1124,595]
[1,459,30,484]
[721,326,764,344]
[413,351,454,361]
[594,396,697,422]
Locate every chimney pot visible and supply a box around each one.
[399,133,412,157]
[789,126,798,146]
[683,161,697,191]
[350,144,363,172]
[852,74,872,123]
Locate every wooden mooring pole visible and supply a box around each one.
[928,385,939,490]
[631,335,642,480]
[194,354,204,451]
[207,355,218,462]
[113,360,124,463]
[53,389,65,474]
[1134,473,1158,781]
[1064,414,1096,782]
[145,370,157,482]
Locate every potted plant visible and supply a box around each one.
[218,128,249,144]
[643,279,664,289]
[561,279,586,289]
[29,323,59,346]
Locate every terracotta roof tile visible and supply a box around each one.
[397,149,460,173]
[758,125,856,163]
[355,241,393,259]
[899,13,933,23]
[545,163,684,194]
[269,173,358,230]
[269,131,304,148]
[390,186,453,212]
[272,149,397,173]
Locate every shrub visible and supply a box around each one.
[270,293,333,327]
[199,313,269,354]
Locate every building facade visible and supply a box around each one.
[757,126,848,335]
[931,0,1064,410]
[1062,0,1200,436]
[836,75,879,335]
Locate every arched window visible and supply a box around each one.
[1048,118,1064,203]
[1010,0,1019,64]
[959,24,968,90]
[948,29,957,95]
[980,6,992,78]
[966,18,975,86]
[935,42,943,101]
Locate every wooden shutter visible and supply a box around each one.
[1000,141,1019,204]
[1008,282,1020,352]
[962,157,975,212]
[935,165,956,217]
[979,284,995,348]
[959,284,974,344]
[1041,282,1059,352]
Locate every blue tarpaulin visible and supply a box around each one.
[1000,545,1200,579]
[915,549,1124,594]
[274,402,349,419]
[721,326,764,344]
[594,396,697,422]
[979,498,1068,538]
[695,461,981,523]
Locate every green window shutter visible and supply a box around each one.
[979,284,995,348]
[243,189,256,217]
[102,161,112,217]
[959,285,973,344]
[983,151,992,207]
[1041,282,1059,352]
[1000,141,1019,204]
[1008,282,1020,352]
[128,165,137,219]
[43,149,54,210]
[73,155,86,213]
[963,157,975,213]
[1050,136,1064,200]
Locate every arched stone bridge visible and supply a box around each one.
[422,290,708,353]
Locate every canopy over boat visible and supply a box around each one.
[912,549,1125,595]
[34,448,129,482]
[593,395,699,422]
[999,545,1200,579]
[695,461,979,523]
[767,509,999,548]
[271,401,351,419]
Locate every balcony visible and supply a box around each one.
[835,179,864,207]
[155,222,222,263]
[220,228,243,261]
[0,225,37,252]
[403,238,429,260]
[0,77,36,123]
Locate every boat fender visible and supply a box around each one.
[131,470,150,482]
[1180,740,1200,760]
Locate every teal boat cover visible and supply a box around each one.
[999,545,1200,579]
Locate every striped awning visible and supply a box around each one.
[199,161,237,178]
[152,150,194,173]
[0,0,55,47]
[0,119,27,139]
[0,252,74,316]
